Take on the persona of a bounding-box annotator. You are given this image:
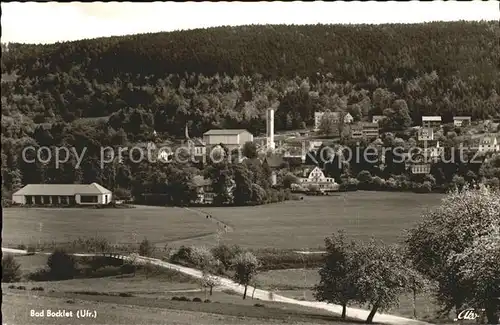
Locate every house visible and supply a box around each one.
[263,154,286,186]
[12,183,112,205]
[350,125,364,139]
[372,115,386,125]
[314,111,353,131]
[418,127,434,142]
[187,138,207,157]
[422,116,442,128]
[192,176,215,205]
[203,129,254,151]
[411,163,432,175]
[453,116,472,127]
[294,166,339,192]
[360,122,379,139]
[478,136,499,153]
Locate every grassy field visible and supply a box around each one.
[186,191,444,249]
[3,254,359,325]
[259,268,447,323]
[2,206,219,248]
[3,192,444,250]
[4,290,358,325]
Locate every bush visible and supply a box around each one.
[139,238,154,257]
[171,296,180,301]
[192,297,202,302]
[120,263,136,274]
[47,249,77,280]
[16,244,26,250]
[26,246,36,255]
[178,296,190,302]
[90,266,122,278]
[211,244,241,271]
[254,303,265,307]
[118,292,132,297]
[169,246,193,265]
[31,287,44,291]
[8,285,16,289]
[204,299,211,303]
[2,255,22,282]
[16,286,26,290]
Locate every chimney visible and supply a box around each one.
[266,108,275,150]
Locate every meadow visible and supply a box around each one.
[3,191,444,250]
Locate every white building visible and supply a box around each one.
[478,136,499,153]
[314,111,353,131]
[203,129,254,151]
[422,116,442,128]
[12,183,113,205]
[294,166,339,192]
[453,116,472,127]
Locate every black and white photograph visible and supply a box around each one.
[1,1,499,324]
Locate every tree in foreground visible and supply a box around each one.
[232,251,260,299]
[190,246,220,296]
[314,231,362,319]
[47,249,77,280]
[355,241,417,324]
[406,185,500,324]
[2,254,22,282]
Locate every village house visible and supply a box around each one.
[422,116,442,129]
[372,115,386,125]
[453,116,472,127]
[12,183,113,205]
[262,154,286,186]
[314,111,353,131]
[293,166,339,192]
[350,122,379,140]
[203,129,254,151]
[192,175,215,205]
[478,135,499,153]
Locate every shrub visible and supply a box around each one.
[211,244,241,271]
[26,246,36,255]
[170,246,193,265]
[139,238,154,257]
[171,296,180,301]
[192,297,202,302]
[8,285,16,289]
[118,292,132,297]
[31,287,44,291]
[16,244,26,250]
[16,286,26,290]
[204,299,211,303]
[178,296,190,302]
[2,254,22,282]
[91,266,122,278]
[47,249,77,280]
[120,263,136,274]
[254,303,265,307]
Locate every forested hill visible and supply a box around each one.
[1,21,499,140]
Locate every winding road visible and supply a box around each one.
[2,247,431,325]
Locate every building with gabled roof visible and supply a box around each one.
[422,116,442,128]
[203,129,253,151]
[12,183,112,205]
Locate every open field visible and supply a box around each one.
[4,290,358,325]
[3,192,444,250]
[186,191,444,249]
[2,206,219,248]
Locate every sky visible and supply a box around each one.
[1,1,498,44]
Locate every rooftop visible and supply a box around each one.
[203,129,251,135]
[422,116,442,121]
[13,183,112,196]
[454,116,472,120]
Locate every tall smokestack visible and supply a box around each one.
[266,108,275,150]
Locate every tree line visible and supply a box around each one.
[1,22,499,201]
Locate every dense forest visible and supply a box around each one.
[1,22,500,204]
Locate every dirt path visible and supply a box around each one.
[2,247,430,325]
